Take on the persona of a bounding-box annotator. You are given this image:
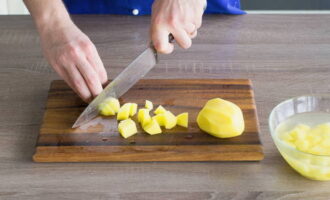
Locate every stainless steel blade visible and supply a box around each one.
[72,47,157,128]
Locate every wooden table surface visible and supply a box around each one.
[1,14,330,199]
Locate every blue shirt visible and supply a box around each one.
[63,0,245,15]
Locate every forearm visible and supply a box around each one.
[23,0,73,34]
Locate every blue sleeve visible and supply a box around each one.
[205,0,246,15]
[63,0,245,15]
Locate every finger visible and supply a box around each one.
[184,23,196,35]
[61,69,86,100]
[64,64,92,102]
[190,30,197,39]
[195,17,203,29]
[53,64,75,91]
[51,60,84,98]
[151,26,174,54]
[194,3,204,29]
[86,46,108,85]
[75,56,103,97]
[171,28,192,49]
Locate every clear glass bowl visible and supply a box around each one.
[269,95,330,181]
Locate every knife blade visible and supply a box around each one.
[72,46,158,128]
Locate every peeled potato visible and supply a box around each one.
[143,119,162,135]
[197,98,245,138]
[145,100,153,110]
[118,119,137,138]
[154,105,166,115]
[117,103,132,121]
[176,112,188,128]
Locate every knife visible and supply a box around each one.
[72,36,174,128]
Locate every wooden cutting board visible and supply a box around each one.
[33,79,264,162]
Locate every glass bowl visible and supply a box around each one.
[269,95,330,181]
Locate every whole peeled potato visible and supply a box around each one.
[197,98,245,138]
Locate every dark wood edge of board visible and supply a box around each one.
[33,144,264,162]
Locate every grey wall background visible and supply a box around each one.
[241,0,330,10]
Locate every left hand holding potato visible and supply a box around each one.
[150,0,206,54]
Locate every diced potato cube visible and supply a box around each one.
[138,108,151,126]
[151,111,176,129]
[279,131,294,142]
[308,135,322,146]
[176,112,188,128]
[295,140,310,152]
[137,109,145,122]
[117,103,132,121]
[312,123,330,138]
[325,149,330,156]
[321,138,330,148]
[164,111,177,129]
[98,102,115,116]
[103,97,120,113]
[309,146,327,155]
[118,119,137,138]
[143,119,162,135]
[145,100,153,110]
[130,103,138,117]
[291,132,307,141]
[295,124,311,132]
[154,105,166,115]
[152,114,166,127]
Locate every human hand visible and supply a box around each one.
[150,0,206,54]
[39,22,107,102]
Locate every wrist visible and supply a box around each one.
[23,0,74,35]
[35,14,73,35]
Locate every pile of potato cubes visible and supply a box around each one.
[98,98,188,138]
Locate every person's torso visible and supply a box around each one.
[63,0,245,15]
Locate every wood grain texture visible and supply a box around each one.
[33,79,263,162]
[1,14,330,199]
